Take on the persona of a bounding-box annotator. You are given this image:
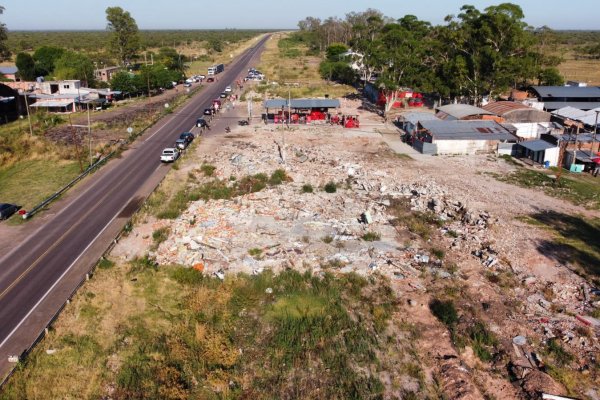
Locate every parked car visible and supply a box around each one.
[0,203,21,220]
[160,148,180,163]
[185,78,194,83]
[180,132,194,143]
[206,77,215,82]
[184,82,192,87]
[203,108,213,115]
[198,74,206,79]
[175,138,189,150]
[220,92,227,98]
[196,118,208,128]
[224,86,232,93]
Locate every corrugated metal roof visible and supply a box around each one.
[519,140,556,152]
[420,120,516,141]
[30,100,74,108]
[531,86,600,98]
[435,104,493,120]
[0,66,18,74]
[482,101,530,115]
[398,112,439,125]
[544,101,600,111]
[552,106,600,126]
[264,98,341,109]
[552,106,588,119]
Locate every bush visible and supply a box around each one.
[269,169,290,185]
[302,184,314,193]
[152,227,170,248]
[200,164,216,176]
[361,232,381,242]
[324,181,337,193]
[429,299,458,327]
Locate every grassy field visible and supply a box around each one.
[253,32,356,99]
[493,158,600,210]
[0,160,81,213]
[558,55,600,85]
[0,256,429,399]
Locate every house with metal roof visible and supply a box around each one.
[396,111,439,135]
[530,86,600,111]
[416,120,517,155]
[435,104,495,121]
[0,66,18,81]
[482,101,551,123]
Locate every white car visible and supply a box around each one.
[160,148,180,163]
[224,86,232,93]
[185,78,194,83]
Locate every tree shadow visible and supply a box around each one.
[530,210,600,282]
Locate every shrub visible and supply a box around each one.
[324,181,337,193]
[321,235,334,244]
[361,232,381,242]
[200,164,216,176]
[269,169,289,185]
[152,227,170,248]
[302,184,314,193]
[429,299,458,327]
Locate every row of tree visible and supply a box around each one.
[298,4,565,104]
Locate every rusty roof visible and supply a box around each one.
[482,101,530,116]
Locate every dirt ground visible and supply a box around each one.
[107,96,600,398]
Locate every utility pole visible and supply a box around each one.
[21,90,34,136]
[593,110,599,159]
[87,102,92,167]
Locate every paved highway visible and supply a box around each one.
[0,34,269,381]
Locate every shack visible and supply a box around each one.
[263,98,340,124]
[435,104,495,121]
[416,120,517,155]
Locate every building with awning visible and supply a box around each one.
[517,139,559,167]
[263,98,341,124]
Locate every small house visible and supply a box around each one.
[0,66,18,81]
[416,120,517,155]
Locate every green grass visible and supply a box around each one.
[268,169,290,185]
[520,211,600,283]
[429,299,458,328]
[200,164,216,177]
[151,227,170,249]
[0,159,81,212]
[361,231,381,242]
[494,167,600,209]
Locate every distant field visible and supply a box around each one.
[558,57,600,85]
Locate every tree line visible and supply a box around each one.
[298,4,574,104]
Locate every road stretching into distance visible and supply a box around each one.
[0,34,270,382]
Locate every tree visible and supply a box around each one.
[54,51,95,85]
[326,43,349,61]
[0,5,11,61]
[16,52,36,80]
[157,47,186,74]
[33,46,65,76]
[110,71,138,94]
[106,6,140,65]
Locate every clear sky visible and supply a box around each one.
[2,0,598,30]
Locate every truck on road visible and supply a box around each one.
[207,63,224,76]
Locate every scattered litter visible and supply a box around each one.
[214,269,225,281]
[265,287,273,294]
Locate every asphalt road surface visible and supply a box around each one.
[0,34,270,382]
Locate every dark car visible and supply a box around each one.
[206,77,215,83]
[180,132,194,144]
[203,108,213,115]
[219,92,227,98]
[0,203,21,220]
[175,138,189,150]
[196,118,208,128]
